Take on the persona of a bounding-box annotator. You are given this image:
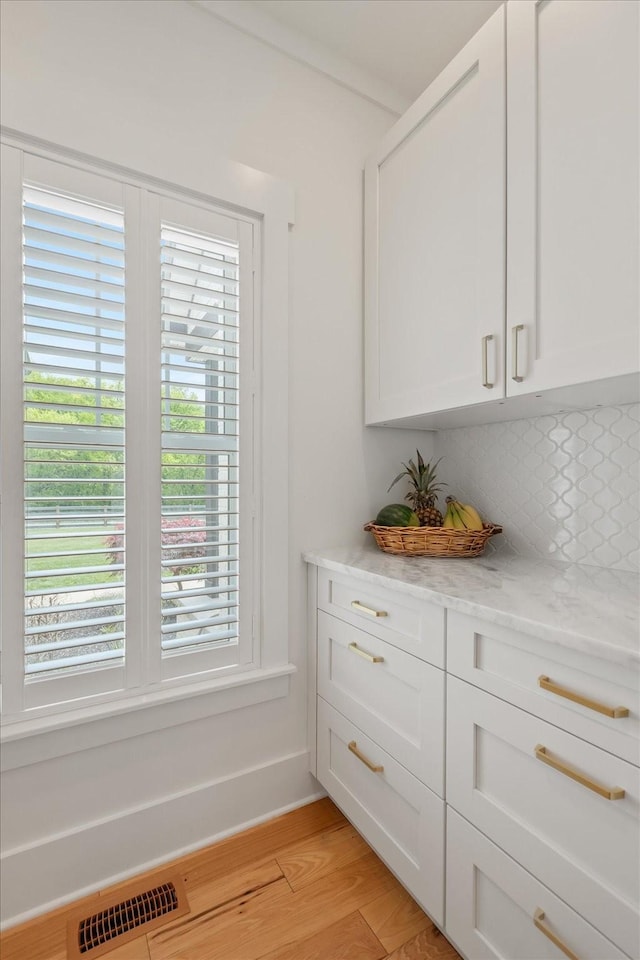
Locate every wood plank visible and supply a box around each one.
[148,875,294,958]
[148,851,398,960]
[183,857,285,910]
[159,858,289,936]
[360,882,431,953]
[384,925,461,960]
[275,821,371,890]
[257,911,386,960]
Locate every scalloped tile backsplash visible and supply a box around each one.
[434,403,640,572]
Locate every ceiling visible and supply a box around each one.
[246,0,502,104]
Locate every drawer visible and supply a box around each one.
[446,808,628,960]
[318,611,444,795]
[447,610,640,765]
[447,676,640,958]
[316,696,444,926]
[317,567,445,667]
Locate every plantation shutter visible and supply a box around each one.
[1,145,260,721]
[158,199,253,678]
[21,182,128,699]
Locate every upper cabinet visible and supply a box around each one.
[365,0,639,428]
[364,6,506,426]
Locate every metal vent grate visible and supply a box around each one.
[67,873,189,960]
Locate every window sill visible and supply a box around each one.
[0,664,296,771]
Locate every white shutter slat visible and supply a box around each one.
[24,204,124,245]
[161,582,237,602]
[24,226,125,265]
[25,283,124,314]
[25,649,123,674]
[23,339,123,366]
[159,246,238,278]
[26,246,124,281]
[27,265,125,297]
[22,184,126,681]
[161,263,239,294]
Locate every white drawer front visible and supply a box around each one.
[446,809,628,960]
[316,696,444,926]
[447,610,640,765]
[447,676,640,958]
[317,567,445,667]
[318,611,444,795]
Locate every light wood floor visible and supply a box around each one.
[0,797,461,960]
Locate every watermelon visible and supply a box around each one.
[375,504,419,527]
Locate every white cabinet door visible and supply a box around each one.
[364,6,505,425]
[446,676,640,959]
[506,0,640,396]
[446,808,628,960]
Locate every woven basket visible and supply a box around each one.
[363,521,502,558]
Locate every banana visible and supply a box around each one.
[443,502,458,528]
[443,500,465,529]
[444,498,484,531]
[451,503,467,530]
[457,503,484,530]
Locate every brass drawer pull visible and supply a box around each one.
[351,600,388,618]
[511,323,525,382]
[534,744,625,801]
[348,740,384,774]
[538,675,629,718]
[533,909,580,960]
[481,334,494,388]
[348,642,384,664]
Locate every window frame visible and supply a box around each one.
[0,129,294,736]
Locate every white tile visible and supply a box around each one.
[435,403,640,573]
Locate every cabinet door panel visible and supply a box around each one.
[507,0,640,395]
[365,6,505,424]
[446,809,628,960]
[447,676,640,958]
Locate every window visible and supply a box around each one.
[0,143,289,727]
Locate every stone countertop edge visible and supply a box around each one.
[303,545,640,668]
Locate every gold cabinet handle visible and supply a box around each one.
[348,740,384,774]
[481,334,494,388]
[538,675,629,719]
[511,324,525,382]
[348,642,384,664]
[533,909,580,960]
[534,744,625,801]
[351,600,388,618]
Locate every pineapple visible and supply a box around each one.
[387,452,446,526]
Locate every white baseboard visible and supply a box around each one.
[1,750,322,929]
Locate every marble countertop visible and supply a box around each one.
[303,545,640,667]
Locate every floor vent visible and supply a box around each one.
[67,873,189,959]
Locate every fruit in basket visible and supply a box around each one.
[375,504,420,527]
[443,497,484,531]
[387,451,445,526]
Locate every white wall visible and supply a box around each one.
[0,0,435,924]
